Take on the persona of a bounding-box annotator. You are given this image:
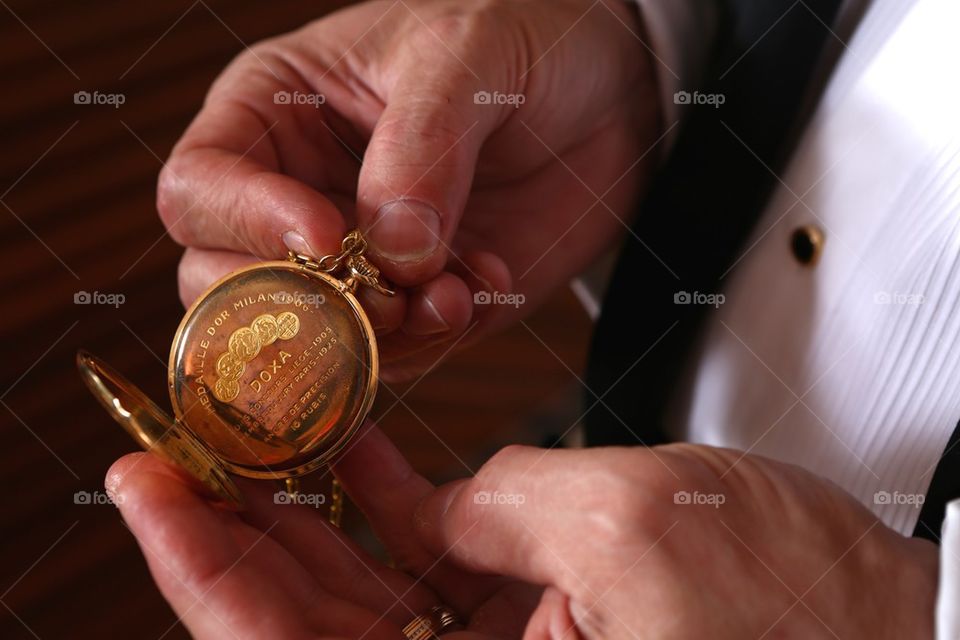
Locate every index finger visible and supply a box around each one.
[412,445,628,594]
[332,422,508,612]
[156,46,353,259]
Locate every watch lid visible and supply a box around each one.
[76,350,243,509]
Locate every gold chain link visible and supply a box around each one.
[289,229,368,274]
[279,477,345,528]
[287,229,393,296]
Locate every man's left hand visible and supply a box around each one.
[413,441,939,638]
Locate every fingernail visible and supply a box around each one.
[441,482,464,516]
[105,470,123,495]
[281,230,314,256]
[415,481,465,532]
[365,301,390,333]
[405,291,450,336]
[367,199,441,262]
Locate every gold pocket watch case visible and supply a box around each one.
[77,230,392,509]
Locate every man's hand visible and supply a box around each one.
[414,444,940,638]
[159,0,662,381]
[107,425,541,639]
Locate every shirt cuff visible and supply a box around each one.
[937,500,960,639]
[632,0,718,147]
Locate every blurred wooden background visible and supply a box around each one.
[0,1,591,638]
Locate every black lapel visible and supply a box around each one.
[583,0,845,446]
[914,425,960,541]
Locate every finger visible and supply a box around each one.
[107,453,398,639]
[463,582,543,637]
[177,247,408,336]
[333,423,432,568]
[414,446,591,590]
[400,272,473,338]
[332,423,507,611]
[158,98,348,260]
[374,273,475,381]
[376,250,511,383]
[356,24,513,286]
[447,249,513,328]
[357,285,408,335]
[395,249,510,338]
[235,476,440,626]
[177,248,258,307]
[523,586,582,640]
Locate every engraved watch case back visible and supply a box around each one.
[169,260,378,479]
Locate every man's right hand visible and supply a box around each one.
[160,0,662,381]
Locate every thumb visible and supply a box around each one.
[413,445,579,589]
[358,50,508,285]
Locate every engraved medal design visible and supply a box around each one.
[251,314,279,346]
[211,312,301,403]
[275,311,300,340]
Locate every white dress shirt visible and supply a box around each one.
[623,0,960,636]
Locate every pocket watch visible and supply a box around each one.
[77,230,393,510]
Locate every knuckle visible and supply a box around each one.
[226,39,280,75]
[416,1,503,45]
[206,39,286,104]
[659,443,737,483]
[465,444,532,504]
[405,5,505,84]
[238,172,281,257]
[376,103,468,149]
[414,13,474,47]
[479,444,530,478]
[573,467,649,547]
[565,450,694,558]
